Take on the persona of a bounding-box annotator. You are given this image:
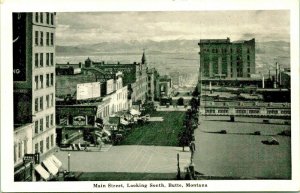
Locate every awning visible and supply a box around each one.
[35,164,50,181]
[43,159,59,175]
[120,118,129,125]
[48,155,62,168]
[130,109,141,116]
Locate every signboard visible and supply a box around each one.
[76,82,101,100]
[13,13,27,81]
[56,106,97,116]
[23,153,40,164]
[106,79,114,95]
[73,116,86,126]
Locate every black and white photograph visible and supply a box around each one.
[1,0,300,192]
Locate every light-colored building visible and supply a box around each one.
[13,12,57,181]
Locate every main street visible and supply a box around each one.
[55,145,190,173]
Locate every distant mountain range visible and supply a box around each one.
[56,39,290,73]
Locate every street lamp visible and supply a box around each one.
[68,152,71,172]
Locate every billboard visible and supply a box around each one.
[76,82,101,100]
[13,13,27,81]
[106,79,114,95]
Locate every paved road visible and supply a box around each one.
[55,145,191,173]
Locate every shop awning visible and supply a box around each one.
[120,118,129,125]
[48,155,62,168]
[34,164,50,181]
[43,159,59,175]
[130,109,141,116]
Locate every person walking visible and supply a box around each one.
[189,141,196,164]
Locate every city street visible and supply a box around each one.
[55,145,190,173]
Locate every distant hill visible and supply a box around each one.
[56,39,290,74]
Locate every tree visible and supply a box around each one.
[192,86,200,97]
[178,130,191,151]
[177,97,184,106]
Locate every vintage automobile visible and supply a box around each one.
[261,137,279,145]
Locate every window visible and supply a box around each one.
[35,13,39,23]
[46,32,50,46]
[46,115,49,128]
[50,114,54,126]
[40,140,43,154]
[40,12,43,23]
[35,120,39,134]
[50,33,54,45]
[50,73,54,86]
[46,137,50,150]
[46,74,50,87]
[46,13,50,24]
[46,53,49,66]
[35,53,39,67]
[46,95,49,108]
[40,53,43,67]
[18,142,22,159]
[50,134,54,147]
[40,31,43,46]
[50,53,54,65]
[35,143,39,153]
[35,31,39,46]
[24,140,27,154]
[40,75,43,88]
[50,13,54,25]
[14,145,17,163]
[39,96,43,111]
[35,98,39,112]
[34,76,38,89]
[50,93,54,106]
[40,118,43,131]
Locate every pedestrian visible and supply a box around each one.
[189,141,196,164]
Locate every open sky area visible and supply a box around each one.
[56,10,290,46]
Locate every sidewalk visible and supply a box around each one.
[54,145,191,173]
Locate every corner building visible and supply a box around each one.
[13,13,56,164]
[198,38,255,79]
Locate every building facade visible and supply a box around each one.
[13,13,57,168]
[198,38,255,80]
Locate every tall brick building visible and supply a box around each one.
[198,38,255,79]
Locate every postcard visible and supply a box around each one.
[1,0,299,192]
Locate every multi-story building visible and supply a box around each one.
[198,38,255,79]
[147,68,160,101]
[13,12,57,180]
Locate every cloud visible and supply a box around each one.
[56,10,290,45]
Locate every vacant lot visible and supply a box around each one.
[120,111,185,146]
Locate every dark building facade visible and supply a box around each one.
[198,38,255,79]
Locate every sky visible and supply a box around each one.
[56,10,290,46]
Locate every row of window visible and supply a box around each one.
[117,92,127,100]
[35,31,54,46]
[34,93,54,112]
[35,12,54,25]
[34,73,54,90]
[35,52,54,67]
[202,48,251,54]
[34,134,54,154]
[14,140,28,163]
[34,114,54,134]
[205,109,291,115]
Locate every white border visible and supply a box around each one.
[1,0,299,192]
